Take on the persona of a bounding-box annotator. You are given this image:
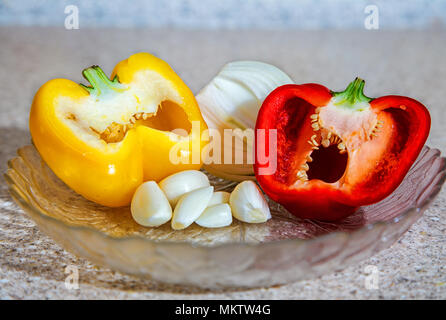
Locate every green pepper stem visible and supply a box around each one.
[332,78,372,110]
[80,65,126,97]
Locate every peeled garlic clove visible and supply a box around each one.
[196,203,232,228]
[207,191,230,207]
[159,170,210,207]
[131,181,172,227]
[229,181,271,223]
[172,186,214,230]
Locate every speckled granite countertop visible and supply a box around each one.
[0,27,445,299]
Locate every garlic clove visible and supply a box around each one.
[171,186,214,230]
[131,181,172,227]
[207,191,231,207]
[195,203,232,228]
[229,181,271,223]
[159,170,210,207]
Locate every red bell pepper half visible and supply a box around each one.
[254,78,430,221]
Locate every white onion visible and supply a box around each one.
[196,61,293,181]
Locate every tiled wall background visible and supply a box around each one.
[0,0,445,29]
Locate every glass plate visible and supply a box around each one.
[4,145,445,288]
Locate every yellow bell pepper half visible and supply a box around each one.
[30,52,208,207]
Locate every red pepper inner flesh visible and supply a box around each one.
[275,97,312,185]
[275,79,384,188]
[276,99,350,186]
